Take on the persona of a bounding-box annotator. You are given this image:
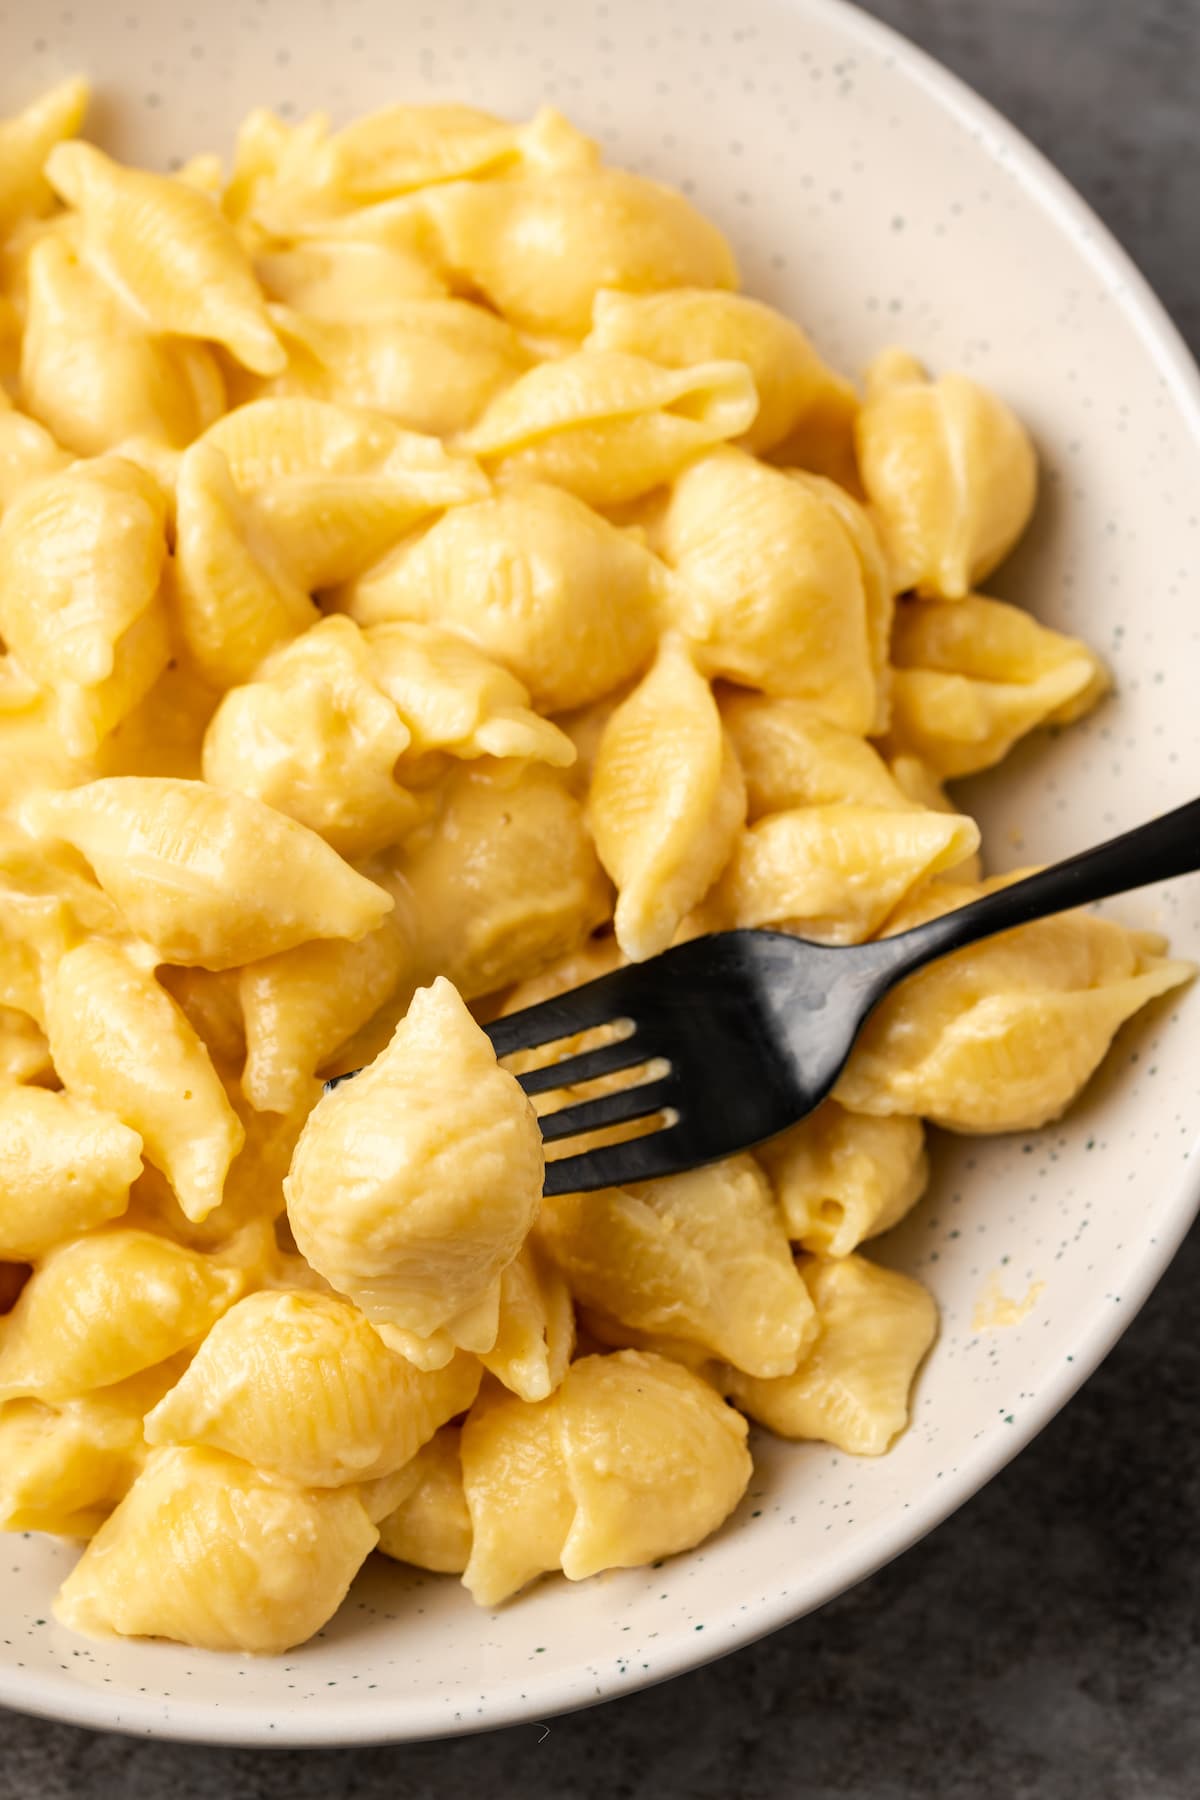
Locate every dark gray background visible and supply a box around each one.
[4,2,1198,1794]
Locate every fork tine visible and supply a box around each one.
[483,967,632,1060]
[537,1074,677,1145]
[543,1121,696,1196]
[515,1031,647,1097]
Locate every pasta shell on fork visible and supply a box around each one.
[284,977,544,1369]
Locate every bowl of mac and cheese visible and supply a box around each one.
[0,0,1197,1746]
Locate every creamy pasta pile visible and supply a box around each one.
[0,82,1191,1655]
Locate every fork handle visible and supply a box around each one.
[885,793,1200,976]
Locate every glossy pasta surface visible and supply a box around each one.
[0,83,1189,1657]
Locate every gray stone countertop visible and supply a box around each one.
[3,2,1198,1794]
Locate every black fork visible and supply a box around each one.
[483,795,1200,1194]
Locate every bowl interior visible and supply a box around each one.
[2,0,1199,1745]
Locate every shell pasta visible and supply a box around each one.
[0,82,1189,1657]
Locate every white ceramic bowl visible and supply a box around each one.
[2,0,1198,1747]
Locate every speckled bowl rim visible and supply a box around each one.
[2,0,1198,1747]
